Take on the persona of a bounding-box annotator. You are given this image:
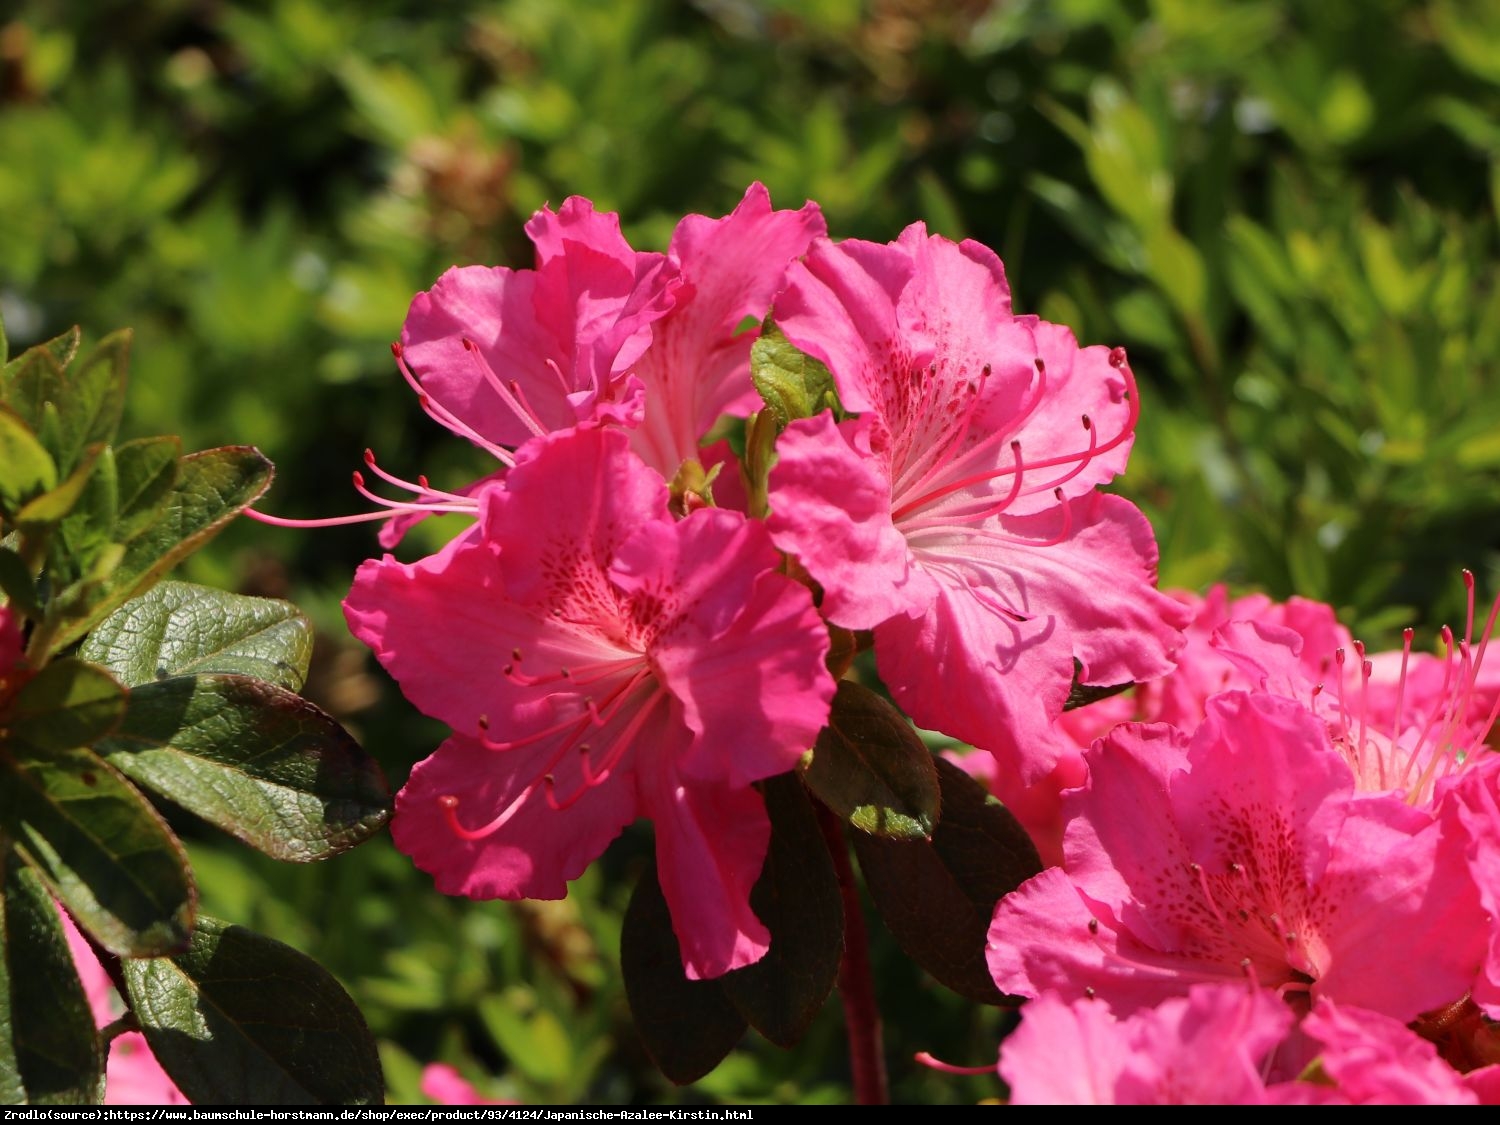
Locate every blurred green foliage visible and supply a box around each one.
[4,0,1498,1104]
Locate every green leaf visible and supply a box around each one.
[799,680,940,840]
[52,446,274,649]
[82,580,313,691]
[1,745,195,957]
[98,674,389,862]
[719,774,842,1048]
[621,861,746,1085]
[2,326,79,383]
[8,658,126,752]
[852,757,1041,1004]
[124,915,384,1105]
[3,338,71,437]
[54,444,118,569]
[0,549,40,618]
[0,406,57,517]
[0,856,104,1104]
[750,322,838,428]
[57,330,129,469]
[16,443,102,528]
[112,436,181,543]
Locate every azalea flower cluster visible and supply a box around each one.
[978,580,1500,1103]
[314,184,1186,981]
[288,182,1498,1102]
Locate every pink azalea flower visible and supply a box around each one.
[1441,762,1500,1017]
[956,586,1349,865]
[420,1063,514,1105]
[343,427,835,979]
[986,690,1488,1020]
[627,183,825,478]
[1271,998,1498,1105]
[765,224,1187,782]
[59,908,188,1106]
[998,983,1293,1104]
[1215,573,1500,810]
[400,195,675,456]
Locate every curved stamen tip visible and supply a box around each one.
[1081,414,1092,430]
[461,337,477,351]
[1108,346,1128,368]
[437,795,459,809]
[913,1052,995,1077]
[352,470,365,487]
[363,448,377,465]
[1464,568,1476,590]
[390,341,403,358]
[1403,627,1415,642]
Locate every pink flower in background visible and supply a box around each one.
[59,910,187,1106]
[766,225,1187,782]
[998,984,1293,1104]
[344,427,834,979]
[1214,573,1500,810]
[955,585,1350,865]
[627,183,825,478]
[986,691,1487,1020]
[1442,762,1500,1016]
[421,1064,514,1105]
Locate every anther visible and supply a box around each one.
[1108,346,1127,368]
[1088,918,1099,934]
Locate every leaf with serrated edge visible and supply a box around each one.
[9,658,126,752]
[98,674,389,862]
[0,858,103,1104]
[82,581,312,691]
[52,446,273,648]
[1,745,195,957]
[852,757,1041,1004]
[800,680,940,839]
[124,915,384,1105]
[621,862,746,1085]
[719,775,842,1047]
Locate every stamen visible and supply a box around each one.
[891,357,1138,523]
[461,338,548,438]
[392,342,516,466]
[913,1053,995,1077]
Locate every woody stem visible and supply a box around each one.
[817,802,888,1105]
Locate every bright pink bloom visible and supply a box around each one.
[1272,998,1494,1105]
[59,909,188,1105]
[401,196,674,457]
[986,691,1487,1020]
[627,183,824,478]
[956,586,1349,864]
[998,984,1293,1104]
[344,427,834,979]
[766,225,1187,781]
[1441,762,1500,1016]
[1216,574,1500,810]
[420,1064,513,1105]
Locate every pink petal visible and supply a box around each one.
[392,732,639,900]
[999,992,1129,1104]
[1296,998,1478,1105]
[768,412,937,629]
[642,757,773,979]
[630,184,825,476]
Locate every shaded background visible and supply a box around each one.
[4,0,1499,1103]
